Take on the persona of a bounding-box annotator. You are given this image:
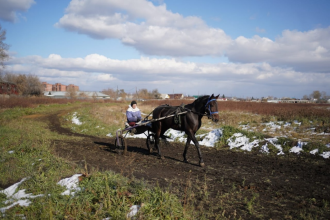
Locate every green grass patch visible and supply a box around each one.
[0,103,196,219]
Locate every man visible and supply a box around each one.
[126,100,142,126]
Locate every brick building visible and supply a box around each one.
[42,82,79,92]
[42,82,52,91]
[67,84,79,91]
[0,81,19,95]
[52,83,66,91]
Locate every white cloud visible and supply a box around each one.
[5,53,330,97]
[227,27,330,72]
[0,0,35,22]
[55,0,330,74]
[55,0,231,56]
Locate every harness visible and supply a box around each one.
[205,97,219,116]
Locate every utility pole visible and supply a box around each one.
[136,87,139,100]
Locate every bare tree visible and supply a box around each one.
[78,92,88,99]
[0,25,9,77]
[118,89,127,100]
[321,91,327,100]
[311,90,321,100]
[102,88,116,99]
[66,86,78,99]
[151,89,161,99]
[138,88,149,99]
[2,73,42,96]
[302,95,309,100]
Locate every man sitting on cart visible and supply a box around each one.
[126,100,142,126]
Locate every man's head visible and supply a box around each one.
[131,100,137,109]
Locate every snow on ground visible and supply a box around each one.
[69,112,330,159]
[57,174,82,196]
[0,178,43,213]
[72,112,83,125]
[0,174,82,214]
[1,173,140,218]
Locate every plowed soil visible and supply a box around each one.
[47,110,330,219]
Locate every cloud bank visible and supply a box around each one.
[0,0,35,22]
[6,54,330,97]
[55,0,330,74]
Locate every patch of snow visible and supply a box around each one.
[1,178,27,198]
[197,129,222,147]
[284,122,291,127]
[0,178,43,214]
[293,120,301,126]
[0,200,31,213]
[106,133,113,137]
[127,205,141,218]
[263,122,281,131]
[289,147,303,154]
[72,112,82,125]
[57,174,82,196]
[310,149,318,155]
[260,143,269,154]
[320,151,330,159]
[264,138,284,155]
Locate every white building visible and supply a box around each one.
[160,94,170,99]
[44,91,110,99]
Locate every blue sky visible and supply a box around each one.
[1,0,330,98]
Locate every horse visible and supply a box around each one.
[152,94,220,167]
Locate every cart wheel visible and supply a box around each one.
[146,134,155,154]
[115,135,127,155]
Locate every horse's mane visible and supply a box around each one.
[192,95,209,105]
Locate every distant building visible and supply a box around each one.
[67,84,79,91]
[0,81,19,95]
[44,91,110,99]
[52,83,66,91]
[42,82,79,92]
[160,94,170,99]
[168,94,184,99]
[42,82,52,91]
[267,99,310,103]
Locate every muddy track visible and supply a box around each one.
[47,110,330,219]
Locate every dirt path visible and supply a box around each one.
[47,110,330,219]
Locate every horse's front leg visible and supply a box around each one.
[183,137,191,163]
[190,135,205,167]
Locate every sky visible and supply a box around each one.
[1,0,330,99]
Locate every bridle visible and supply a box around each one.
[205,97,219,119]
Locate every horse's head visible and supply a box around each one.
[205,94,219,122]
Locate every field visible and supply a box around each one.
[1,96,330,219]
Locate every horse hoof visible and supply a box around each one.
[200,162,205,167]
[183,159,189,163]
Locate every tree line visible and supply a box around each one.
[303,90,329,103]
[101,88,161,100]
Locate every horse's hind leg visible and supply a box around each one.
[183,137,191,163]
[190,135,205,167]
[154,126,165,160]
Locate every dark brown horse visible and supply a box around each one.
[152,94,219,167]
